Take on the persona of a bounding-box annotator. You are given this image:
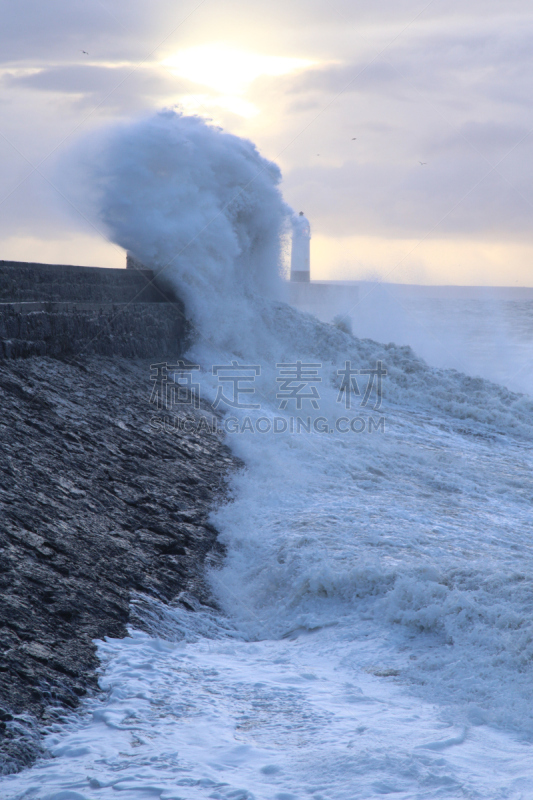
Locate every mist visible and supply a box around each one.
[65,110,292,353]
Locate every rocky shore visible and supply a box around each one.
[0,354,238,774]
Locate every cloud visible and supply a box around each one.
[3,64,203,112]
[284,150,533,240]
[1,0,533,278]
[246,17,533,241]
[0,0,172,64]
[279,19,533,102]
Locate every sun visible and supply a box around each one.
[162,44,315,96]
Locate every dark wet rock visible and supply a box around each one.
[0,355,239,774]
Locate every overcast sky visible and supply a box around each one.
[1,0,533,284]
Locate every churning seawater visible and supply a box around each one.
[3,294,533,800]
[4,112,533,800]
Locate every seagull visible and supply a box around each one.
[419,161,427,165]
[352,137,357,140]
[81,50,89,55]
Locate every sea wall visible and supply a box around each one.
[0,261,188,359]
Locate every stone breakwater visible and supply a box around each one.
[0,263,239,774]
[0,260,188,360]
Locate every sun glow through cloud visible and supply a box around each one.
[163,44,315,96]
[178,93,259,119]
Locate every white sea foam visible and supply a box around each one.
[4,112,533,797]
[66,110,290,355]
[345,284,533,397]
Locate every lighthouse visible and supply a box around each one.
[290,211,310,282]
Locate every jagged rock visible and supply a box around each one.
[0,355,239,774]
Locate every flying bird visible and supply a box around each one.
[81,50,89,55]
[352,137,357,140]
[419,161,427,165]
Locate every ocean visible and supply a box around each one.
[3,291,533,799]
[3,112,533,800]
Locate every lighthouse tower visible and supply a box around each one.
[290,211,310,282]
